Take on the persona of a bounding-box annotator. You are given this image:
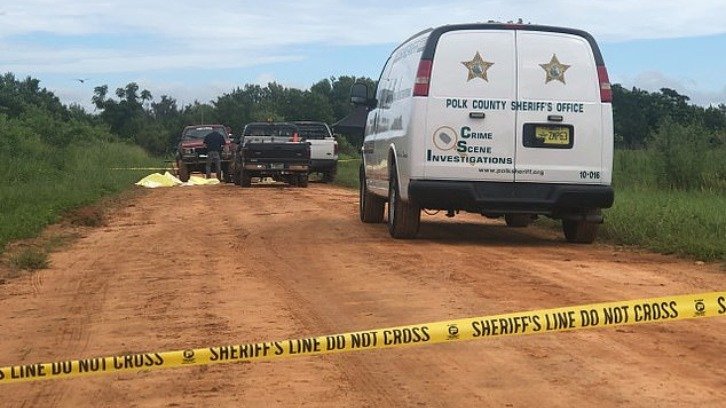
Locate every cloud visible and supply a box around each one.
[1,1,724,75]
[254,73,276,86]
[619,70,726,106]
[1,1,723,109]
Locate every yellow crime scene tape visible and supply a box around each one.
[1,291,723,384]
[111,167,173,170]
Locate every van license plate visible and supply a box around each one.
[535,126,570,145]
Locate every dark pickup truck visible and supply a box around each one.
[231,122,310,187]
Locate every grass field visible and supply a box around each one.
[0,138,159,252]
[334,156,360,189]
[334,151,725,261]
[601,187,724,260]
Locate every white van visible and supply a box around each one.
[352,23,614,242]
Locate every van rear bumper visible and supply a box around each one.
[408,180,614,214]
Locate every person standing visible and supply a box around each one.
[203,130,226,180]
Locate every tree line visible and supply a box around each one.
[89,76,376,156]
[1,71,724,157]
[612,85,725,148]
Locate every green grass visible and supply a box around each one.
[334,156,361,189]
[607,148,725,260]
[0,138,159,250]
[613,148,725,191]
[601,188,724,260]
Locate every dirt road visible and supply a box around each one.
[1,183,724,407]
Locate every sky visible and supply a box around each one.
[1,0,724,111]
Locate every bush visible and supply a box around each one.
[0,112,159,250]
[10,248,49,270]
[650,118,710,190]
[335,134,359,157]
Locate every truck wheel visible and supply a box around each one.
[298,173,309,188]
[322,166,337,183]
[232,165,241,185]
[222,164,232,183]
[505,214,533,228]
[238,169,251,188]
[359,165,385,223]
[562,219,599,244]
[387,169,420,239]
[178,162,190,182]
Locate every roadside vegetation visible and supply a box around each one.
[604,122,725,260]
[0,74,158,259]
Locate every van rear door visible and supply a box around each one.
[424,30,516,182]
[514,31,603,184]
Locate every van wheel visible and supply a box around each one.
[562,220,599,244]
[387,170,420,239]
[505,214,533,228]
[359,165,385,223]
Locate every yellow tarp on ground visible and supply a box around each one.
[135,172,220,188]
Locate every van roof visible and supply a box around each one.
[406,23,605,65]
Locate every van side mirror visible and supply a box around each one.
[350,82,376,108]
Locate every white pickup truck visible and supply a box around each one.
[294,121,339,182]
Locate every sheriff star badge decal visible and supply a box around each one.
[462,51,494,82]
[540,54,570,84]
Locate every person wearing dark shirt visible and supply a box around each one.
[203,130,226,180]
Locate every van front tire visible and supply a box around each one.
[562,219,599,244]
[387,171,420,239]
[359,165,385,223]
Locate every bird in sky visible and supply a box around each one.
[75,78,90,83]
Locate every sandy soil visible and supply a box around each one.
[0,183,724,407]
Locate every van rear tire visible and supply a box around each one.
[562,219,599,244]
[359,165,385,223]
[387,170,420,239]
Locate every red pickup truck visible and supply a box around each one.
[175,125,235,182]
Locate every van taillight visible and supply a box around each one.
[413,59,433,97]
[597,65,612,103]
